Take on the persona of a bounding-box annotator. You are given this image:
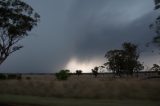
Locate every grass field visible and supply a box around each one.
[0,95,160,106]
[0,74,160,105]
[0,74,160,99]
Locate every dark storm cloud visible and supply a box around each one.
[67,0,155,60]
[0,0,157,72]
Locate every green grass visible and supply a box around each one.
[0,95,160,106]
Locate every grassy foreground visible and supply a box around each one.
[0,75,160,105]
[0,95,160,106]
[0,75,160,100]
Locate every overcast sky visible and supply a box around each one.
[0,0,159,73]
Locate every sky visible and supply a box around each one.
[0,0,159,73]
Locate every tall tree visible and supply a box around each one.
[0,0,40,65]
[122,42,140,75]
[105,42,143,77]
[105,50,125,77]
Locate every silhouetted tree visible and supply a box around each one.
[0,0,40,65]
[122,42,140,76]
[76,70,82,76]
[105,50,124,77]
[150,64,160,75]
[105,42,143,77]
[92,66,99,78]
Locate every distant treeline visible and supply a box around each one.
[0,73,22,80]
[0,71,159,80]
[0,71,159,75]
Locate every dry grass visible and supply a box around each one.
[0,74,160,100]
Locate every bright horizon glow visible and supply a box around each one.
[65,57,104,73]
[65,53,160,73]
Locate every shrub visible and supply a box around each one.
[56,70,70,80]
[0,73,7,80]
[17,74,22,80]
[76,70,82,76]
[8,74,17,79]
[7,74,22,80]
[158,71,160,75]
[26,76,31,80]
